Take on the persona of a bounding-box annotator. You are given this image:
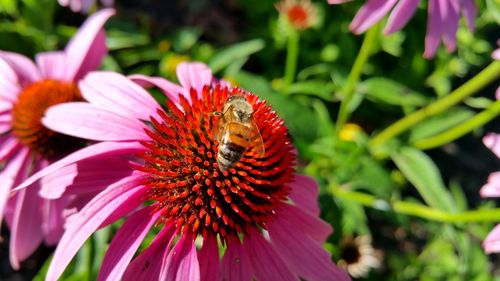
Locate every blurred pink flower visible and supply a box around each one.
[328,0,477,58]
[480,132,500,253]
[0,9,114,269]
[16,62,351,281]
[493,39,500,60]
[58,0,113,13]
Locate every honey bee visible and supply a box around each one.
[214,94,265,172]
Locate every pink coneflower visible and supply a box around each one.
[328,0,477,58]
[58,0,113,13]
[16,62,351,280]
[0,9,115,268]
[480,132,500,253]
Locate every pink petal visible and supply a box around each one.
[278,204,333,243]
[492,42,500,61]
[64,8,115,81]
[35,51,67,80]
[383,0,420,34]
[42,197,69,245]
[287,175,320,216]
[0,134,21,162]
[13,141,145,193]
[0,114,12,134]
[98,206,161,281]
[10,180,43,269]
[483,133,500,158]
[484,224,500,254]
[0,148,30,233]
[159,233,201,281]
[0,58,21,102]
[39,156,134,199]
[461,0,476,31]
[198,236,220,281]
[0,51,41,87]
[440,0,459,53]
[268,214,350,281]
[480,172,500,198]
[243,228,299,281]
[80,72,162,121]
[129,74,183,106]
[43,102,149,141]
[123,223,177,281]
[176,62,213,97]
[221,236,252,281]
[349,0,398,34]
[0,99,13,113]
[45,179,147,281]
[424,0,442,59]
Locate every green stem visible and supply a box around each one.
[369,61,500,149]
[283,31,300,90]
[330,186,500,223]
[336,23,380,129]
[413,100,500,150]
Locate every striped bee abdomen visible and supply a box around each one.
[217,135,248,171]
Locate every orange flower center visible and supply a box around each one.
[11,80,86,160]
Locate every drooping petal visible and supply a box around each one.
[0,148,29,232]
[277,204,333,243]
[39,156,134,199]
[0,134,20,163]
[0,113,12,135]
[484,224,500,254]
[0,51,41,87]
[123,223,177,281]
[97,206,161,281]
[440,0,459,53]
[158,233,201,281]
[45,179,147,281]
[43,102,149,142]
[424,0,442,59]
[13,141,145,193]
[384,0,420,34]
[35,51,67,80]
[243,229,299,281]
[349,0,398,34]
[80,72,162,121]
[483,133,500,158]
[287,175,320,215]
[64,8,115,81]
[461,0,476,31]
[480,172,500,198]
[42,196,70,245]
[129,74,183,106]
[0,57,21,102]
[268,214,351,281]
[198,236,220,281]
[221,236,252,281]
[10,181,44,269]
[176,62,213,98]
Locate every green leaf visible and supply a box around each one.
[21,0,54,32]
[106,30,150,50]
[0,0,18,16]
[409,107,475,142]
[359,77,428,106]
[208,39,265,73]
[391,147,456,213]
[285,80,336,101]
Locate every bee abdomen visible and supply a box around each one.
[217,142,246,171]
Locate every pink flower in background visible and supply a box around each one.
[58,0,113,13]
[492,39,500,60]
[328,0,477,58]
[16,62,351,281]
[0,9,115,268]
[480,133,500,253]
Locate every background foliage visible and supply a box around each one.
[0,0,499,280]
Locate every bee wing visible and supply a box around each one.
[248,121,265,157]
[213,113,225,142]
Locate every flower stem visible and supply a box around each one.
[329,185,500,223]
[369,61,500,149]
[413,100,500,150]
[284,31,300,90]
[336,23,380,129]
